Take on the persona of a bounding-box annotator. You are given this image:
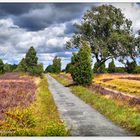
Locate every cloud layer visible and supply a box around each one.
[0,3,140,69]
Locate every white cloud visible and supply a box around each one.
[0,18,73,69]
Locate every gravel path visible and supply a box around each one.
[46,74,132,136]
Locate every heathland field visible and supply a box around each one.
[0,73,68,136]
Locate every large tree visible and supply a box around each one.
[66,5,140,72]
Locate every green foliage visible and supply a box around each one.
[1,107,37,136]
[93,62,106,73]
[15,47,43,76]
[45,57,61,73]
[34,76,68,136]
[45,65,54,73]
[15,58,26,72]
[134,66,140,73]
[4,64,17,72]
[65,63,73,73]
[108,59,116,73]
[115,67,126,73]
[61,69,65,72]
[43,121,67,136]
[52,56,61,73]
[0,59,4,74]
[24,46,43,76]
[126,61,137,73]
[25,46,38,67]
[27,64,44,76]
[71,41,92,85]
[5,107,36,129]
[67,5,140,71]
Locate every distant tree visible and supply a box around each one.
[15,58,26,72]
[108,59,116,73]
[61,69,65,72]
[4,64,11,72]
[15,47,43,76]
[25,46,38,72]
[71,41,92,85]
[52,56,61,73]
[65,63,73,73]
[0,59,4,74]
[93,62,106,73]
[45,65,54,73]
[24,46,44,76]
[126,61,137,73]
[134,66,140,73]
[11,64,17,71]
[4,63,17,72]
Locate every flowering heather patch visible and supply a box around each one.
[0,73,36,120]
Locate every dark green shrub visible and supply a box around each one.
[126,61,137,73]
[65,63,73,73]
[4,64,17,72]
[71,41,92,85]
[45,65,54,73]
[61,69,65,72]
[93,62,106,73]
[27,64,43,76]
[0,59,4,74]
[134,66,140,73]
[108,59,116,73]
[115,67,126,73]
[15,58,26,72]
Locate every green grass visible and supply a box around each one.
[51,74,140,135]
[0,75,68,136]
[31,75,68,136]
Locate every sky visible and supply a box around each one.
[0,3,140,69]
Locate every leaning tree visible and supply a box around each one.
[66,5,140,72]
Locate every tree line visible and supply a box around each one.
[0,46,44,76]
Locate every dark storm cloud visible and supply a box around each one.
[0,4,45,16]
[0,3,92,31]
[64,22,77,34]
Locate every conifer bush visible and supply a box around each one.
[71,41,92,85]
[108,59,116,73]
[93,62,106,73]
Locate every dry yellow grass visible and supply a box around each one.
[93,74,140,97]
[93,73,140,81]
